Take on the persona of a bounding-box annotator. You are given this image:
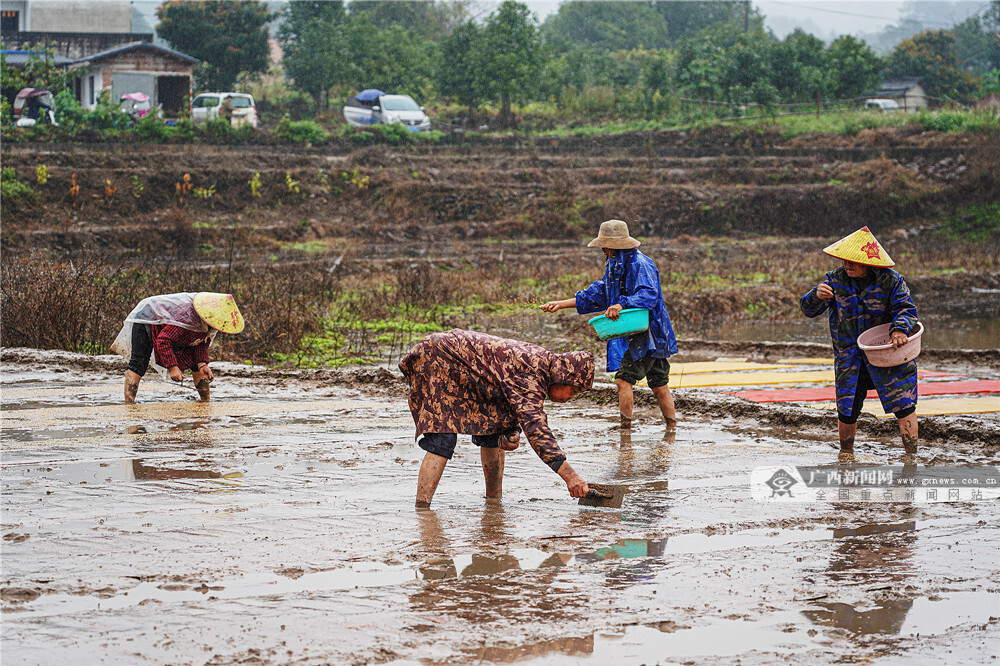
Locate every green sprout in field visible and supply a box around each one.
[341,167,370,190]
[248,172,263,198]
[194,185,216,200]
[285,171,300,194]
[35,164,48,185]
[130,174,144,198]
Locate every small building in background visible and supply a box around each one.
[67,42,198,115]
[875,78,928,111]
[1,0,198,117]
[0,0,146,58]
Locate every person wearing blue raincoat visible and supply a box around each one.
[541,220,678,427]
[800,227,920,457]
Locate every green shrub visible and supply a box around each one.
[133,113,172,141]
[370,122,413,145]
[1,167,37,213]
[274,114,328,144]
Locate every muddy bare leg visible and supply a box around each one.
[192,367,211,401]
[481,447,505,500]
[898,412,918,455]
[651,384,676,426]
[616,378,634,427]
[838,421,856,451]
[416,452,448,508]
[124,370,141,404]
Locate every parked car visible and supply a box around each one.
[13,88,57,127]
[191,92,258,128]
[343,89,431,132]
[864,98,900,112]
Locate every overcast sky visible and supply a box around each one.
[135,0,986,45]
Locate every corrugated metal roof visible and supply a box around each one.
[1,50,73,66]
[878,77,923,95]
[67,41,199,65]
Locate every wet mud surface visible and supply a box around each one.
[2,354,998,664]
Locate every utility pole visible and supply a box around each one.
[744,0,750,32]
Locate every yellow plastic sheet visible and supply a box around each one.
[811,396,1000,417]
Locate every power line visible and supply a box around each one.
[764,1,963,27]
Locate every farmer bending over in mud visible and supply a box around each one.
[111,292,244,404]
[801,227,920,457]
[541,219,678,428]
[399,329,596,508]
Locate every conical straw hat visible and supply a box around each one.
[823,226,894,267]
[193,292,245,333]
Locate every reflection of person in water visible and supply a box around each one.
[399,329,596,507]
[804,520,916,634]
[130,459,223,481]
[410,507,586,654]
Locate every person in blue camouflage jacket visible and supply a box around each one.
[541,220,678,428]
[800,227,919,456]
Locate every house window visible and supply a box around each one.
[88,76,95,106]
[1,10,20,32]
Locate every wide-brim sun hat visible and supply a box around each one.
[823,226,895,267]
[193,292,245,333]
[587,219,641,249]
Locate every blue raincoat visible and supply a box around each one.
[800,267,919,416]
[575,249,678,372]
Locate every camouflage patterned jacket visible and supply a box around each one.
[800,267,919,415]
[399,329,595,472]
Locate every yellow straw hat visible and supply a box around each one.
[193,292,245,333]
[587,219,641,249]
[822,226,895,267]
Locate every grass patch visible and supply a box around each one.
[935,202,1000,244]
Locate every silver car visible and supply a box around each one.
[191,92,259,128]
[343,92,431,132]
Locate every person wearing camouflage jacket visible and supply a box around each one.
[399,329,595,507]
[800,227,920,456]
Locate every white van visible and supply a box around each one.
[343,90,431,132]
[864,98,900,112]
[191,92,259,128]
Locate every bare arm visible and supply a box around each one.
[540,297,576,313]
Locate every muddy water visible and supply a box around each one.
[2,365,998,665]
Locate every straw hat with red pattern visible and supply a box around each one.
[823,226,895,267]
[193,292,245,333]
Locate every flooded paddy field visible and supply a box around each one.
[2,356,998,665]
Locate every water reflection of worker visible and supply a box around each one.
[541,220,678,429]
[399,329,595,507]
[800,227,919,456]
[804,520,916,634]
[110,292,244,404]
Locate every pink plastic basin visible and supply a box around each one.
[857,322,924,367]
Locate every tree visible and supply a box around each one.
[886,30,980,104]
[478,1,544,127]
[825,35,882,100]
[541,2,669,53]
[952,15,1000,76]
[347,0,472,41]
[277,1,350,109]
[653,1,762,42]
[0,43,74,96]
[437,20,482,113]
[156,0,272,91]
[770,29,827,103]
[346,19,436,95]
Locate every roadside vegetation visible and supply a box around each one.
[3,1,999,144]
